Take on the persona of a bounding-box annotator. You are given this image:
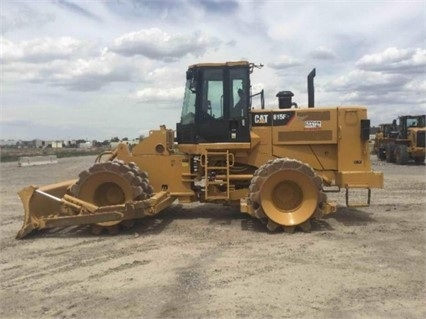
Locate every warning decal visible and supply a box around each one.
[304,120,321,129]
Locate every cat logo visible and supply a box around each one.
[254,114,269,124]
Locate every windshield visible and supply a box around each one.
[180,80,196,125]
[406,116,425,128]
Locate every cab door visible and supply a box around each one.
[196,67,250,143]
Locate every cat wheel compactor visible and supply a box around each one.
[17,61,383,239]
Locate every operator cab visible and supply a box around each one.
[398,115,426,139]
[176,61,251,144]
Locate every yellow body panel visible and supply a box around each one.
[246,107,382,189]
[113,107,383,197]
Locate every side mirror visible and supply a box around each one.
[360,119,370,141]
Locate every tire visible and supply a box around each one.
[386,144,395,163]
[249,158,326,232]
[70,160,152,228]
[414,156,425,165]
[395,145,409,165]
[378,148,386,161]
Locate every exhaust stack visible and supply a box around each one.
[308,68,316,108]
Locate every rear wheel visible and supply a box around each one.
[70,160,153,234]
[249,158,326,232]
[414,156,425,165]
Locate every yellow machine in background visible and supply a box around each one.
[17,61,383,238]
[373,123,394,160]
[374,115,425,164]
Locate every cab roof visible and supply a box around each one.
[188,61,250,69]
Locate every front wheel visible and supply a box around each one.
[378,148,386,161]
[70,160,153,234]
[395,145,409,165]
[386,144,395,163]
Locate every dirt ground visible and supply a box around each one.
[0,155,425,319]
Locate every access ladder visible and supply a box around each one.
[201,150,234,200]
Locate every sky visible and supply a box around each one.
[1,0,425,141]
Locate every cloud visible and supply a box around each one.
[191,0,240,14]
[1,2,54,33]
[105,0,239,20]
[105,0,184,20]
[129,67,185,105]
[1,27,223,91]
[331,69,407,93]
[327,69,422,107]
[132,87,184,103]
[1,37,92,63]
[46,52,149,91]
[268,55,302,70]
[111,28,222,62]
[310,46,338,60]
[145,67,185,86]
[55,0,102,22]
[2,1,424,139]
[356,47,426,74]
[323,47,425,109]
[404,78,426,94]
[2,47,149,91]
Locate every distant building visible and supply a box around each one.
[109,140,137,148]
[33,139,45,148]
[50,141,64,148]
[16,140,34,148]
[129,138,141,146]
[64,140,78,148]
[0,139,19,146]
[78,141,92,149]
[110,141,120,149]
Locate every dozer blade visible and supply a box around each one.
[17,181,124,239]
[17,180,77,239]
[17,180,175,239]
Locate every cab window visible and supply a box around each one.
[202,69,224,119]
[229,68,249,118]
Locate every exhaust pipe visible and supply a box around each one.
[308,68,316,108]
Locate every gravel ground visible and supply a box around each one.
[0,155,425,319]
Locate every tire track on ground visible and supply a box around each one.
[1,240,160,289]
[159,244,225,318]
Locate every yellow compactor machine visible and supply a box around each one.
[17,61,383,238]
